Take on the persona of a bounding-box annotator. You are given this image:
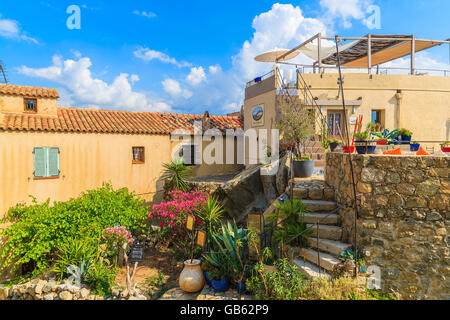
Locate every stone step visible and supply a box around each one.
[307,238,352,257]
[298,248,342,272]
[302,199,338,212]
[301,213,340,225]
[308,224,342,241]
[293,259,331,279]
[290,188,335,201]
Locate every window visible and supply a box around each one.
[34,147,60,179]
[24,98,37,113]
[371,110,385,130]
[181,144,198,166]
[132,147,145,164]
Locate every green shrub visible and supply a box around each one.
[247,259,305,300]
[0,183,148,279]
[398,128,413,137]
[54,239,104,280]
[85,262,117,297]
[355,132,370,141]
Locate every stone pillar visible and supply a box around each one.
[395,91,403,129]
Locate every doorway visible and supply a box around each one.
[327,111,344,138]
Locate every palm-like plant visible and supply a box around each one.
[197,196,225,250]
[162,158,192,192]
[269,199,312,248]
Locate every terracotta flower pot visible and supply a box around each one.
[179,259,205,293]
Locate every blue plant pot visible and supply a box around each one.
[235,281,247,294]
[410,144,421,152]
[211,278,230,292]
[203,271,212,287]
[355,141,377,155]
[401,135,412,142]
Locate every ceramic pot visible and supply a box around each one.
[235,280,246,294]
[211,278,230,292]
[293,160,315,178]
[401,135,412,142]
[355,140,377,154]
[342,146,355,154]
[179,259,205,293]
[329,142,340,152]
[410,144,421,152]
[376,140,388,145]
[203,271,212,286]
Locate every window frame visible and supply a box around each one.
[132,146,145,164]
[33,147,60,180]
[24,98,38,113]
[180,143,200,167]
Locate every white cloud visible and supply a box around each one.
[186,67,207,86]
[320,0,373,28]
[18,55,171,112]
[162,78,193,99]
[0,14,38,43]
[209,65,221,74]
[133,47,191,68]
[133,10,157,19]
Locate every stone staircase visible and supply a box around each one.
[286,179,352,279]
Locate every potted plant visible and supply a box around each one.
[441,142,450,153]
[354,132,376,154]
[370,129,399,145]
[328,138,342,152]
[410,141,421,152]
[399,128,413,144]
[276,102,315,178]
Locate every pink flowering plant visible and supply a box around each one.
[149,190,210,257]
[102,226,135,263]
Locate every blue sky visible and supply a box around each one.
[0,0,449,115]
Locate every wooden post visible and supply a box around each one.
[368,34,372,74]
[411,35,416,75]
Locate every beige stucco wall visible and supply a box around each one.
[0,130,241,217]
[243,89,277,165]
[300,73,450,146]
[0,95,58,116]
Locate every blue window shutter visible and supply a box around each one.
[47,148,60,177]
[34,148,47,178]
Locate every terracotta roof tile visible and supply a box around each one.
[0,84,60,99]
[0,107,243,135]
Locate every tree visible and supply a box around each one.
[276,101,315,159]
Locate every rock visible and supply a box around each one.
[397,183,415,195]
[275,155,289,196]
[406,196,427,208]
[361,168,384,183]
[43,280,56,293]
[59,291,73,300]
[0,286,9,300]
[120,290,129,298]
[260,173,277,204]
[357,182,372,194]
[34,280,47,295]
[43,293,56,300]
[111,288,120,297]
[417,179,440,196]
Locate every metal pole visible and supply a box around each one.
[318,33,322,73]
[411,35,416,75]
[368,34,372,75]
[334,35,360,278]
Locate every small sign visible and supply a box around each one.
[252,105,265,127]
[186,215,195,231]
[129,244,144,262]
[196,231,206,248]
[349,117,357,125]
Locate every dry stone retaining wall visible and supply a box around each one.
[325,153,449,300]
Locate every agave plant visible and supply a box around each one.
[202,221,247,279]
[370,129,399,140]
[161,157,192,192]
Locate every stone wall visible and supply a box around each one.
[325,153,449,300]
